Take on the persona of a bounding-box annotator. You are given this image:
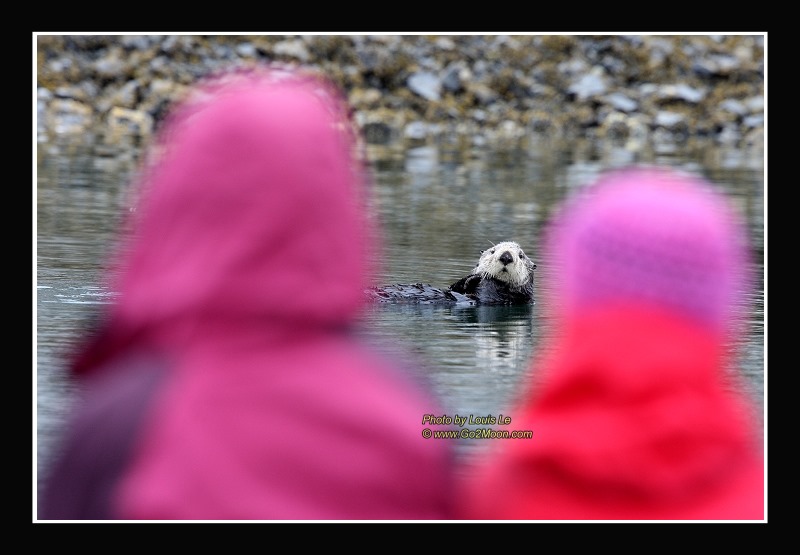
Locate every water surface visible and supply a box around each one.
[35,136,766,495]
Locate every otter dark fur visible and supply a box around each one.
[366,241,536,306]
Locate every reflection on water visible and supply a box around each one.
[361,302,539,462]
[35,137,766,494]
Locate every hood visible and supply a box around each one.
[541,166,752,339]
[79,67,376,370]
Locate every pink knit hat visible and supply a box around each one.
[544,166,752,332]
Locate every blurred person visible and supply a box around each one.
[39,65,455,520]
[459,166,764,521]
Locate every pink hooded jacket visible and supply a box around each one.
[41,67,454,520]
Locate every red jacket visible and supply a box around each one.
[460,305,764,521]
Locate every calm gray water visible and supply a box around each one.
[35,136,765,498]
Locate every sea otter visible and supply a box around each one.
[366,241,536,305]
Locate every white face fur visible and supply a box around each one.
[473,241,535,288]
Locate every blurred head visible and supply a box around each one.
[107,65,376,339]
[544,166,751,335]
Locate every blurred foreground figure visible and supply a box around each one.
[40,66,454,520]
[460,167,764,520]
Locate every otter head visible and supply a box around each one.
[473,241,536,289]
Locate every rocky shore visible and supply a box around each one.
[36,34,765,153]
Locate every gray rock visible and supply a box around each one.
[654,111,686,129]
[93,51,126,78]
[745,95,765,112]
[442,63,466,93]
[692,54,741,77]
[719,99,747,116]
[404,121,431,140]
[657,84,706,103]
[408,72,441,102]
[119,35,157,50]
[235,43,258,58]
[743,114,764,128]
[273,39,310,62]
[568,69,607,101]
[604,92,638,112]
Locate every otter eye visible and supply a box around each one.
[519,251,526,258]
[490,249,495,254]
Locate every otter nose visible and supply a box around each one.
[499,251,513,266]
